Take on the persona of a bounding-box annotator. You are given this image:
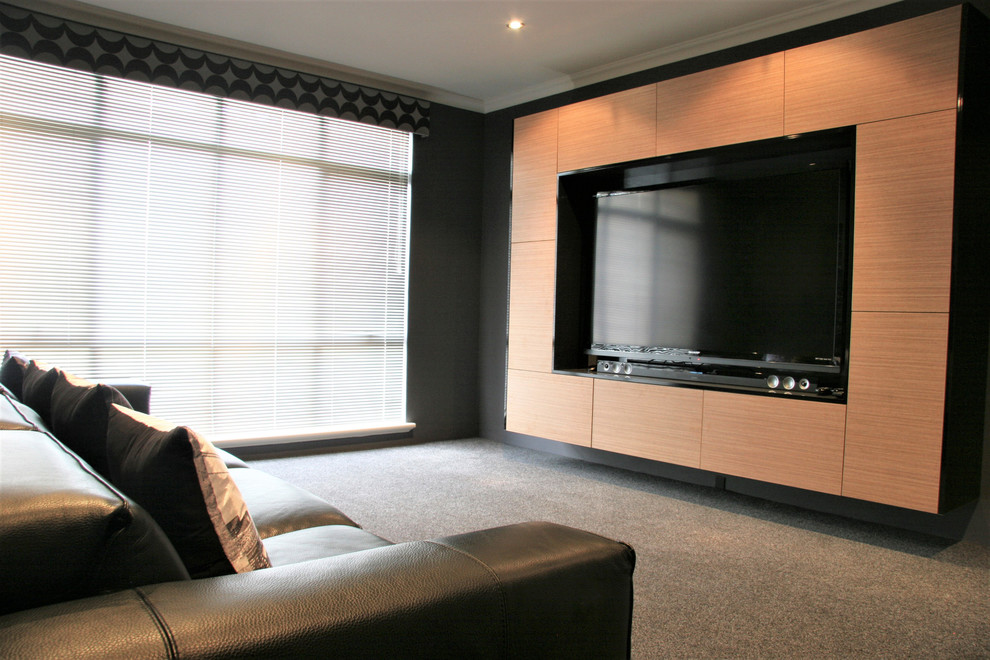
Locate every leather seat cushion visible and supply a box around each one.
[1,392,35,430]
[262,525,393,567]
[228,467,358,538]
[215,446,250,469]
[0,392,48,432]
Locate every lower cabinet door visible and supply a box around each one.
[701,391,847,494]
[506,370,593,447]
[842,312,948,513]
[592,379,702,468]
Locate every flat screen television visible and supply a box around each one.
[556,128,854,398]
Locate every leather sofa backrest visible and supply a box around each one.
[0,429,190,615]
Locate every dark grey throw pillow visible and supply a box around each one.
[20,360,61,425]
[1,349,29,400]
[50,370,132,476]
[105,404,271,579]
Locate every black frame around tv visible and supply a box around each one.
[553,128,855,400]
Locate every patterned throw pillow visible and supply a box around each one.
[105,404,271,578]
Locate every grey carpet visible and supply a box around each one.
[247,438,990,659]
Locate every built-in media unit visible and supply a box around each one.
[554,128,855,400]
[510,6,985,515]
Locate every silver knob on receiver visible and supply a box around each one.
[766,375,780,389]
[782,376,796,390]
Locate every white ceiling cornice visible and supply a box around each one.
[7,0,903,114]
[483,0,900,112]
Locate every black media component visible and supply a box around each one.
[554,128,855,400]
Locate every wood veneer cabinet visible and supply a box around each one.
[507,107,559,373]
[840,110,957,513]
[505,6,987,512]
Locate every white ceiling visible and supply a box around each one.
[30,0,899,112]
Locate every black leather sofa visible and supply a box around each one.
[0,352,635,658]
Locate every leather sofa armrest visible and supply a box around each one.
[435,520,636,658]
[0,522,635,659]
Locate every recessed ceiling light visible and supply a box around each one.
[507,19,525,30]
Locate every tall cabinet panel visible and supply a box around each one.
[783,6,960,134]
[507,109,595,444]
[843,111,958,513]
[656,53,784,155]
[507,109,559,372]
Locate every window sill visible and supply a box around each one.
[212,423,416,449]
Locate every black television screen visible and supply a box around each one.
[579,129,853,387]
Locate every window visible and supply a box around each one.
[0,54,413,442]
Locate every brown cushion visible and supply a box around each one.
[105,404,271,578]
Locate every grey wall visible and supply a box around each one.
[406,103,486,441]
[477,0,989,544]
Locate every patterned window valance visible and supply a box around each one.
[0,3,430,136]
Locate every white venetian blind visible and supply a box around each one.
[0,54,412,442]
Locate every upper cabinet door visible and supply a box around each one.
[656,53,784,156]
[557,85,657,173]
[511,109,559,244]
[784,6,960,134]
[851,110,957,314]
